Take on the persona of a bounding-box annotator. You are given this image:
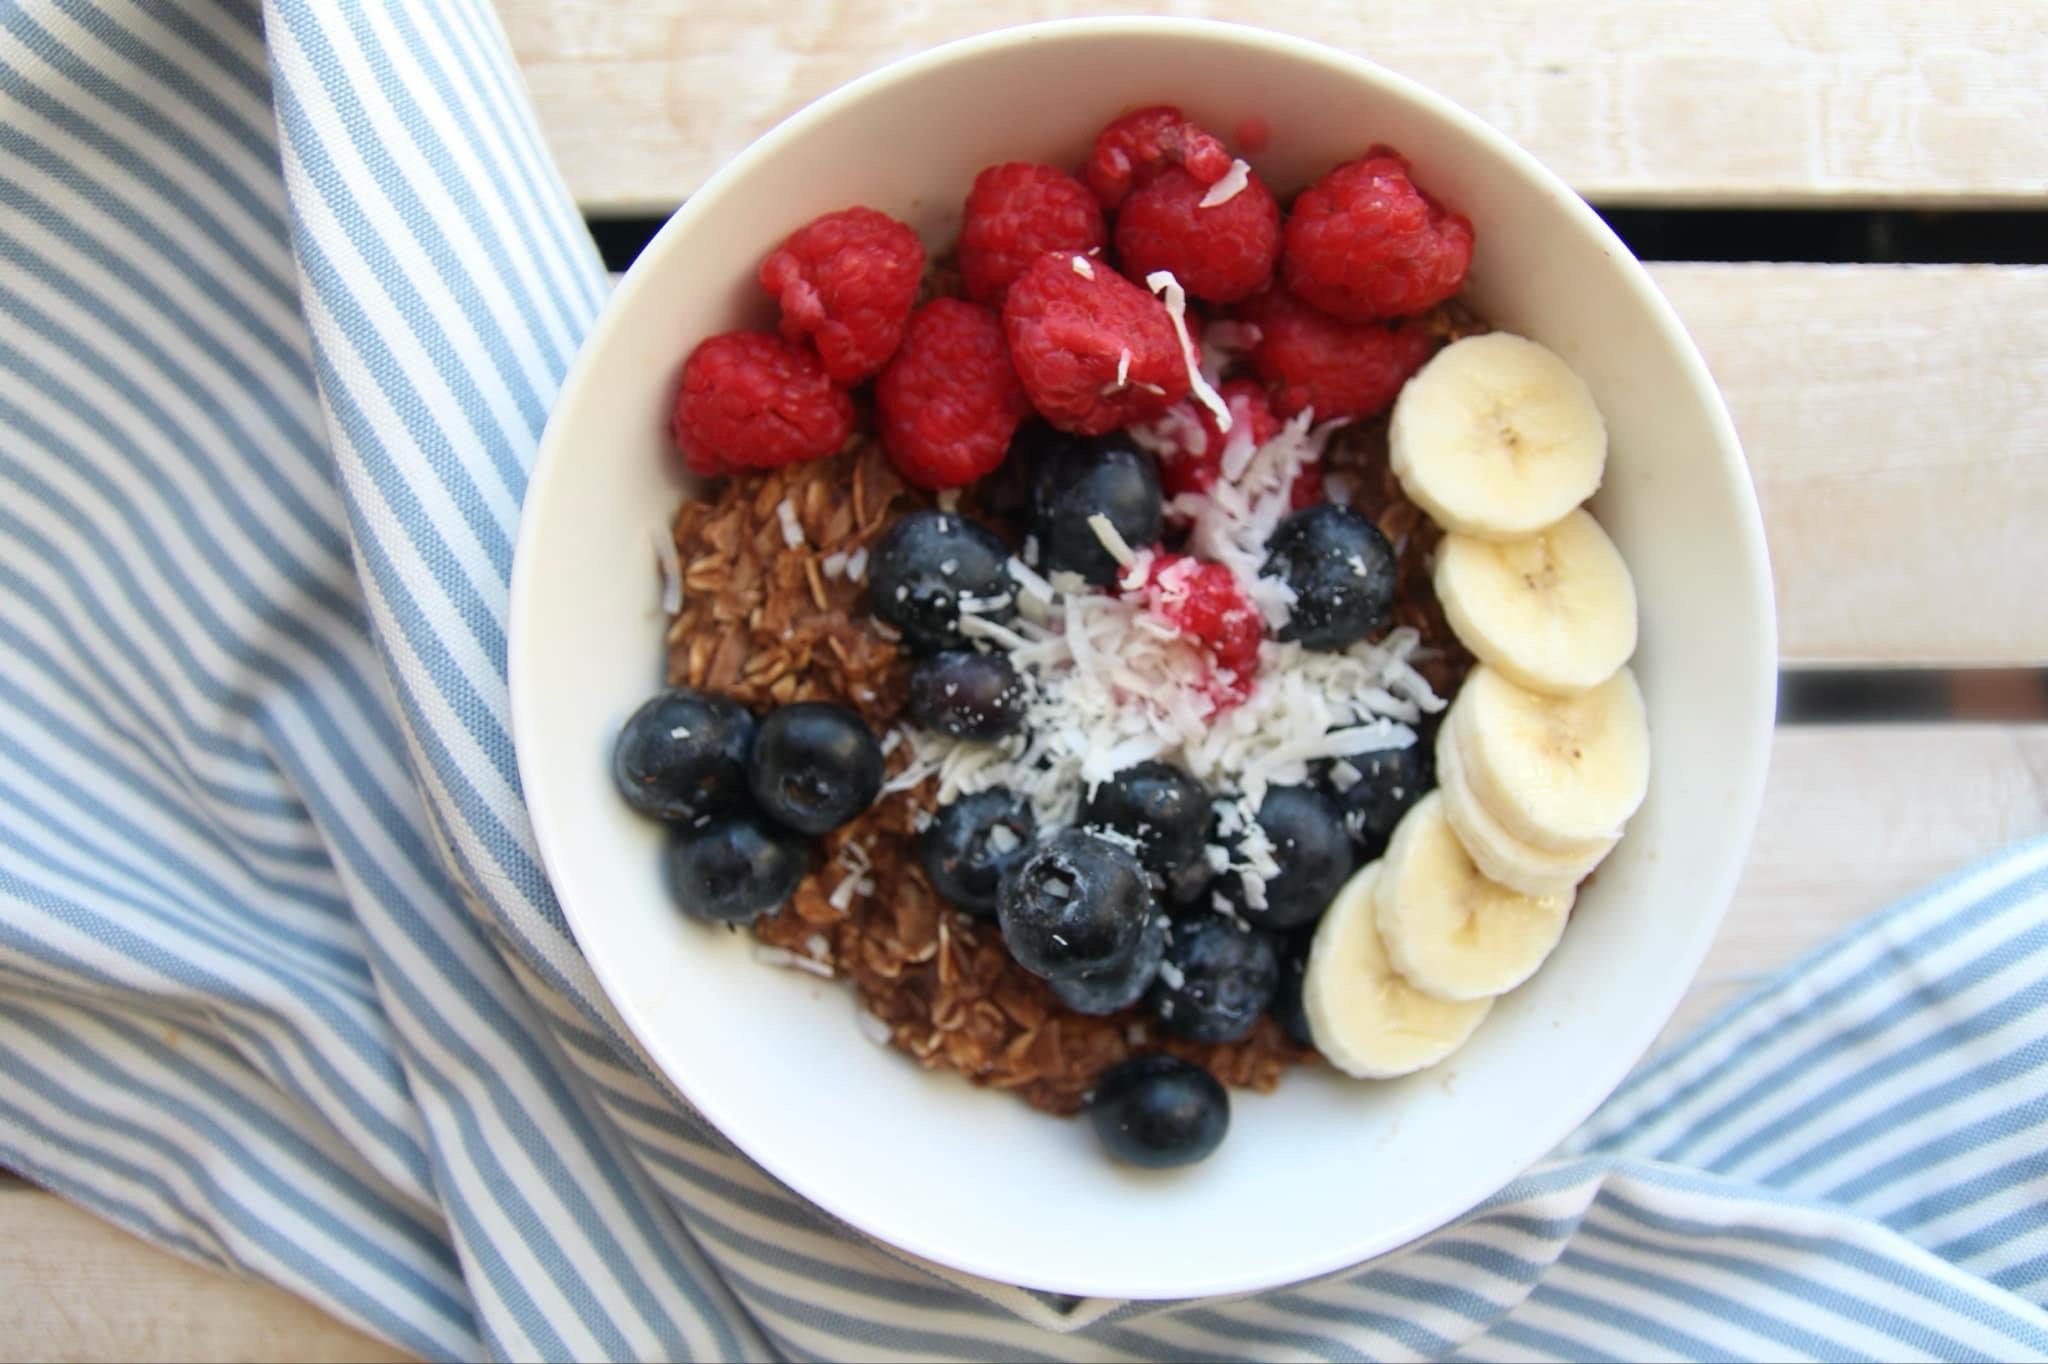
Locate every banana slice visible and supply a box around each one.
[1303,861,1492,1079]
[1449,664,1650,852]
[1434,509,1637,695]
[1375,793,1573,1000]
[1436,722,1614,897]
[1389,332,1607,539]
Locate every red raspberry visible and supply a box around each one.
[757,206,924,383]
[1280,149,1473,322]
[670,331,855,476]
[1153,378,1281,499]
[1113,165,1279,304]
[1141,552,1262,708]
[1001,253,1190,435]
[1083,105,1233,211]
[876,299,1029,490]
[958,163,1106,304]
[1239,287,1437,421]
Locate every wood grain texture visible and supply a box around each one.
[6,723,2041,1360]
[495,0,2048,212]
[0,1185,414,1364]
[1652,264,2048,667]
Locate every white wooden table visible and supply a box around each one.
[5,2,2043,1358]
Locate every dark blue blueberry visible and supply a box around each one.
[1081,762,1210,875]
[997,829,1154,980]
[1052,912,1169,1015]
[1089,1054,1230,1168]
[665,815,808,924]
[868,510,1017,653]
[612,688,754,821]
[1262,503,1396,650]
[1225,784,1355,930]
[1029,432,1162,585]
[747,702,884,835]
[1271,926,1317,1048]
[1148,913,1279,1043]
[918,789,1035,919]
[1331,740,1433,858]
[907,650,1027,740]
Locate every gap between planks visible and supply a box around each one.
[496,0,2048,213]
[3,722,2042,1362]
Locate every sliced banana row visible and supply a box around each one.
[1305,333,1653,1077]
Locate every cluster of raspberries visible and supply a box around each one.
[670,105,1473,490]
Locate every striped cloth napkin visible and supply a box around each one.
[2,2,2044,1359]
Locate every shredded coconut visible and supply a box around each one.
[1146,269,1230,432]
[776,498,805,549]
[1088,514,1137,568]
[1198,158,1252,208]
[845,547,868,582]
[653,528,683,615]
[753,944,834,978]
[1071,254,1095,279]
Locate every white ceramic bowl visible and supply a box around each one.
[510,17,1776,1299]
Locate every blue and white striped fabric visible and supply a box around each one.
[1,2,2044,1359]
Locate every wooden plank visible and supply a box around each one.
[0,1185,414,1364]
[496,0,2048,213]
[1652,264,2048,667]
[1663,723,2048,1041]
[2,725,2039,1359]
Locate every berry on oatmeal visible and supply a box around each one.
[876,298,1029,489]
[665,815,809,924]
[1001,252,1191,435]
[1052,910,1168,1016]
[958,162,1107,304]
[1223,785,1354,931]
[1138,553,1263,705]
[1280,148,1474,323]
[907,650,1027,739]
[1149,913,1280,1043]
[1271,926,1317,1048]
[997,828,1156,981]
[612,688,756,822]
[1152,378,1283,501]
[866,509,1018,652]
[1262,502,1398,651]
[1090,1054,1230,1168]
[1330,742,1433,859]
[1238,286,1437,421]
[757,205,924,382]
[1082,104,1233,211]
[1113,164,1280,305]
[1080,761,1210,876]
[920,788,1036,919]
[670,330,855,476]
[1028,430,1164,585]
[747,702,885,834]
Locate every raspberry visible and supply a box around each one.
[1083,105,1233,211]
[958,163,1106,303]
[876,299,1029,490]
[757,206,924,383]
[1153,379,1280,499]
[1113,165,1279,304]
[1141,552,1262,708]
[1001,253,1190,435]
[670,331,855,476]
[1239,287,1437,421]
[1280,149,1474,322]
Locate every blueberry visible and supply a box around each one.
[1271,926,1317,1048]
[1029,432,1162,585]
[868,509,1017,653]
[1330,740,1433,858]
[1148,913,1280,1043]
[1081,762,1209,875]
[748,702,884,834]
[907,651,1027,740]
[997,829,1154,980]
[1226,785,1355,930]
[919,789,1035,919]
[611,689,755,821]
[1163,855,1219,917]
[665,815,809,924]
[1089,1054,1229,1169]
[1262,503,1396,650]
[1052,912,1169,1015]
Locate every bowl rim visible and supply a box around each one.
[510,13,1778,1297]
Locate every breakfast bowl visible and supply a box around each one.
[509,17,1775,1298]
